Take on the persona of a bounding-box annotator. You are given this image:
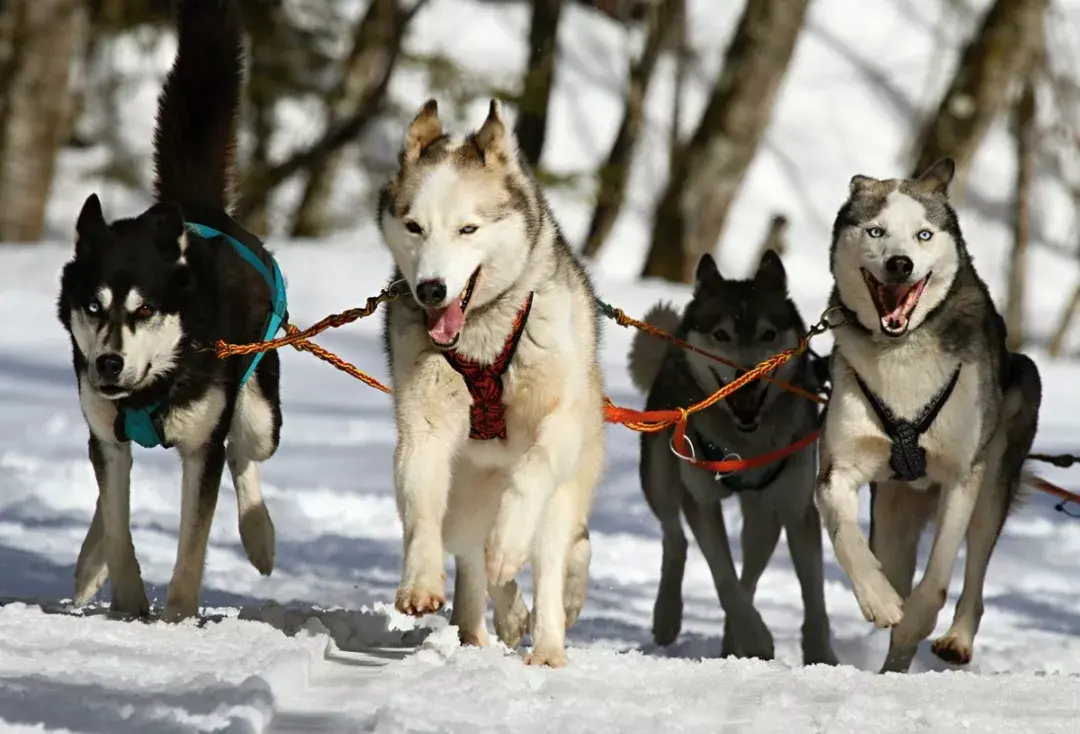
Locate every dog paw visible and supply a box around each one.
[162,597,199,623]
[524,646,567,669]
[651,596,683,647]
[395,580,446,617]
[110,585,150,619]
[803,644,840,667]
[493,595,530,649]
[457,628,490,648]
[931,634,973,665]
[73,562,108,607]
[853,572,904,628]
[239,505,276,576]
[722,610,775,660]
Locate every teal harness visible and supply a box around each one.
[118,220,287,449]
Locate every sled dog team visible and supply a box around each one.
[55,0,1041,674]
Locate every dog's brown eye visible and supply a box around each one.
[714,329,731,342]
[761,328,777,342]
[404,220,423,235]
[134,305,154,320]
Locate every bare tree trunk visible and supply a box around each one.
[582,0,677,257]
[0,0,87,242]
[753,213,788,262]
[290,0,423,237]
[1005,77,1035,352]
[514,0,565,169]
[668,0,687,164]
[641,0,812,283]
[236,0,422,227]
[909,0,1048,197]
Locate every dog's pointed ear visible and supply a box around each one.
[75,194,108,256]
[694,252,722,290]
[474,98,515,167]
[754,249,787,293]
[403,99,443,164]
[145,201,187,260]
[915,157,955,196]
[849,174,875,195]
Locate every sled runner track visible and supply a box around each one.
[210,281,1080,510]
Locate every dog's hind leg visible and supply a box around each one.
[725,492,782,659]
[871,481,935,673]
[88,435,149,617]
[163,441,227,622]
[640,432,688,646]
[450,552,490,647]
[227,378,280,576]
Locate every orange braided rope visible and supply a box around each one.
[214,282,832,438]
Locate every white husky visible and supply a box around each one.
[377,99,605,667]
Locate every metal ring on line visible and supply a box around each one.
[669,434,698,463]
[712,453,743,481]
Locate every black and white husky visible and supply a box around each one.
[56,0,286,621]
[816,158,1042,673]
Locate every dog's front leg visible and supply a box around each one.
[88,435,149,617]
[163,441,227,622]
[815,442,903,629]
[393,383,468,616]
[887,461,984,663]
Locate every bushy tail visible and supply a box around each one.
[627,302,682,394]
[152,0,244,212]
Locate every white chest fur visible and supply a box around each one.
[828,329,993,484]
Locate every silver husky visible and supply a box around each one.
[816,157,1042,673]
[377,99,605,667]
[628,250,838,665]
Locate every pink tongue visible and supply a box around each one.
[427,301,464,345]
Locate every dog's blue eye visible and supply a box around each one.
[404,220,423,235]
[86,301,101,314]
[917,229,933,241]
[459,224,478,235]
[867,226,885,238]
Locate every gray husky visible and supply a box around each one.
[816,157,1041,673]
[628,250,838,665]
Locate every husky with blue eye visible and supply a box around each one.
[56,0,286,622]
[816,157,1042,673]
[628,250,838,666]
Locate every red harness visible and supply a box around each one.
[443,293,534,441]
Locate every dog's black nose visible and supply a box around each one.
[96,353,124,380]
[416,279,447,307]
[885,255,914,280]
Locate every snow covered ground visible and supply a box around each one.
[4,0,1080,731]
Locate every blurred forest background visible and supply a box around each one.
[1,0,1079,351]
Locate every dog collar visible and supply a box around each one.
[853,365,961,482]
[692,428,789,492]
[442,293,534,441]
[116,217,288,449]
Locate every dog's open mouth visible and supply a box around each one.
[711,368,766,432]
[97,385,128,398]
[425,267,481,350]
[861,268,930,337]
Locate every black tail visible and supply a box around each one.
[152,0,244,212]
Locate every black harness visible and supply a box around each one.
[853,366,962,482]
[692,429,790,492]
